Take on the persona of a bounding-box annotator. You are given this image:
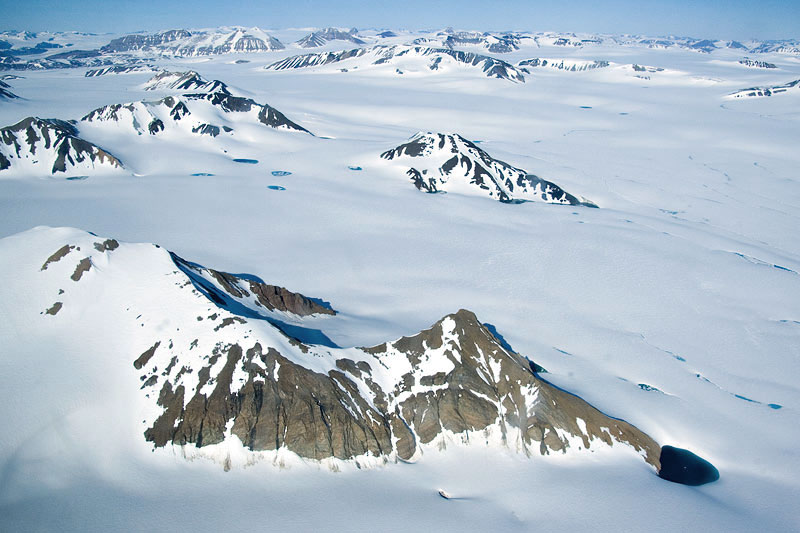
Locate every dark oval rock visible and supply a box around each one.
[658,445,720,486]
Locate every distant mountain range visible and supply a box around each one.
[267,44,527,82]
[296,27,365,48]
[1,27,798,72]
[100,27,285,55]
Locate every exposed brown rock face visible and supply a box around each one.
[41,244,75,270]
[93,239,119,252]
[247,279,335,316]
[70,258,92,281]
[134,341,160,370]
[170,252,336,317]
[208,267,336,316]
[138,308,660,469]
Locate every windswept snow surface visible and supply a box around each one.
[1,27,800,531]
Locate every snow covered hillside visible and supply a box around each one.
[379,132,595,204]
[0,117,123,175]
[0,24,799,532]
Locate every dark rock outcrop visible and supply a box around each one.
[70,257,91,281]
[41,244,75,270]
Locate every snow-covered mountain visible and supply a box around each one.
[738,58,778,69]
[100,27,285,56]
[380,133,595,205]
[518,57,611,72]
[438,29,525,53]
[82,74,310,137]
[15,225,702,472]
[726,79,800,98]
[0,117,122,175]
[84,64,158,77]
[141,70,227,93]
[296,27,366,48]
[0,71,310,176]
[267,44,526,82]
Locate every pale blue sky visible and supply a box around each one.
[2,0,798,40]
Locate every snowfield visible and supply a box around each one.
[1,26,799,531]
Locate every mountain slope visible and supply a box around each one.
[13,226,679,471]
[380,133,595,205]
[0,117,122,175]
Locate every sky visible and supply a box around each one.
[1,0,798,40]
